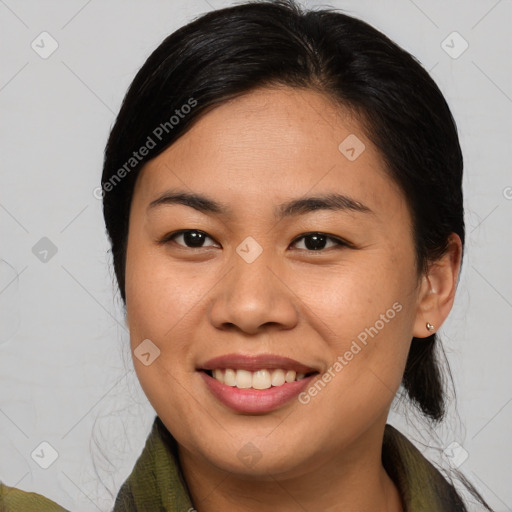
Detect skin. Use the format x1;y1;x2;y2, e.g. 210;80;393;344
124;85;461;511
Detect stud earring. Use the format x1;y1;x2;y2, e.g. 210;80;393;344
426;322;435;332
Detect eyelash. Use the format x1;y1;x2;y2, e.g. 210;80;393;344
158;229;352;252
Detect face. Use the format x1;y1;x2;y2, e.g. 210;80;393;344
124;86;427;477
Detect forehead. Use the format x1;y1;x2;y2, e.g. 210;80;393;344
133;86;406;220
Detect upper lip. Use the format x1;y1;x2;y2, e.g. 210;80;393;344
199;353;318;374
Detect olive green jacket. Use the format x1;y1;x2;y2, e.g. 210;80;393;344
0;417;466;511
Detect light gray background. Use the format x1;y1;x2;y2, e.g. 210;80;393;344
1;0;511;511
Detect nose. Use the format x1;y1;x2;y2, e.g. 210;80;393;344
208;247;299;335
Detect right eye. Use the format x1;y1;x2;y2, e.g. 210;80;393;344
159;229;220;249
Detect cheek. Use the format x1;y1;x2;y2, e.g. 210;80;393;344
125;240;205;343
124;242;205;423
299;248;416;340
301;249;418;399
124;240;195;384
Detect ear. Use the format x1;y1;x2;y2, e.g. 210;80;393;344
413;233;462;338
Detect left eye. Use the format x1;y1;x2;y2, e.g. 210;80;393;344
290;232;346;251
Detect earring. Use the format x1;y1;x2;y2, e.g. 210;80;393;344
426;322;435;332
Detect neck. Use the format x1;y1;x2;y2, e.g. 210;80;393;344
177;423;404;512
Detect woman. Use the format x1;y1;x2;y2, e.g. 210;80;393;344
0;0;493;510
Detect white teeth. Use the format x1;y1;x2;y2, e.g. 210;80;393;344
271;369;285;386
235;369;253;389
285;370;296;383
252;370;271;390
224;368;236;387
210;368;310;389
213;369;224;384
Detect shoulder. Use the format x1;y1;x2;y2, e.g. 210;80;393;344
0;481;69;512
383;424;467;512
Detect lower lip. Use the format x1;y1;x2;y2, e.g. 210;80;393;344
200;371;317;414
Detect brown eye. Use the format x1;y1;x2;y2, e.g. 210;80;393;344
291;232;348;251
162;230;219;249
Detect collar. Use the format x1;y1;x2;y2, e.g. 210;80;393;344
113;416;466;511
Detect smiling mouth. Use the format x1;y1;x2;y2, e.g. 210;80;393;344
202;368;319;390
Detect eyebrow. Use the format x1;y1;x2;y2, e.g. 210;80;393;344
147;189;373;219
